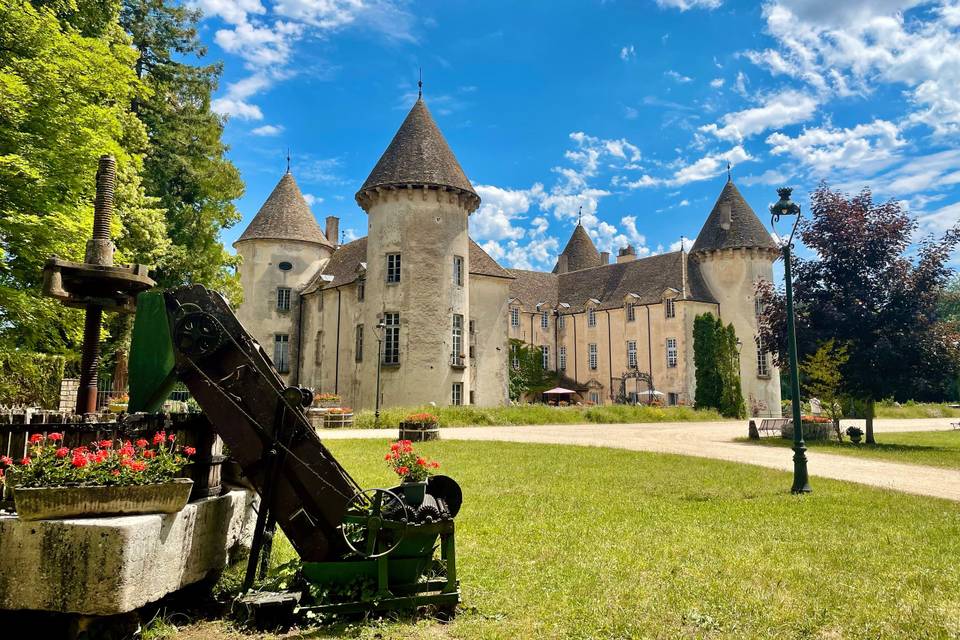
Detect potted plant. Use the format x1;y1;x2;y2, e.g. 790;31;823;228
845;426;864;444
313;392;342;409
385;440;440;506
107;393;129;413
0;431;196;520
398;412;440;442
323;407;354;428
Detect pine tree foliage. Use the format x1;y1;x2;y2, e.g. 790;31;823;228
693;313;745;418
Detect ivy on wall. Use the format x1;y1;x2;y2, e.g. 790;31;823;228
693;313;746;419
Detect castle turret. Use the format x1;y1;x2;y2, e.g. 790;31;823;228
553;222;601;273
234;171;334;381
354;96;479;407
690;177;781;416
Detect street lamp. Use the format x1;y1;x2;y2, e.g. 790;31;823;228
372;320;385;428
770;187;812;494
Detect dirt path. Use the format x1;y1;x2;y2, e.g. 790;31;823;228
321;418;960;501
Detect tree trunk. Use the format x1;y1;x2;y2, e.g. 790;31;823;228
865;398;876;444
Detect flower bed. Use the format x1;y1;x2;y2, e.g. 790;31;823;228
323;407;354;428
313;392;342;408
1;431;196;519
781;416;833;441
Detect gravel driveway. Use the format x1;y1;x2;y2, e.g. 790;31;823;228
321;418;960;501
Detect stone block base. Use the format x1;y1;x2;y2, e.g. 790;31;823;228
0;487;256;615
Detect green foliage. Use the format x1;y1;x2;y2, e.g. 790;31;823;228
507;339;554;401
352;403;724;428
0;0;164;352
121;0;244;304
801;339;850;439
693;313;745;418
0;348;65;407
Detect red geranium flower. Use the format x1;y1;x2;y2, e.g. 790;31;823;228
130;461;147;472
143;450;156;459
48;433;63;442
153;432;165;445
416;457;426;466
111;469;121;476
71;455;87;468
430;461;440;469
396;465;409;475
1;455;12;466
99;440;113;448
168;434;176;443
55;447;69;458
384;453;392;460
29;434;43;444
20;456;30;465
136;439;149;448
183;446;196;456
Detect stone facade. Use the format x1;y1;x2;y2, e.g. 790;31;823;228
235;97;781;416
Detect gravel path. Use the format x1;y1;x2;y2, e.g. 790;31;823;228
321;418;960;501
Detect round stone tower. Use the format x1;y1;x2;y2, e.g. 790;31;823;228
355;96;481;408
234;170;334;381
690;177;782;417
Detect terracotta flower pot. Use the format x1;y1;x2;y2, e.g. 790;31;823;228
12;478;194;521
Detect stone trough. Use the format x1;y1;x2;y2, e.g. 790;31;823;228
0;487;256;616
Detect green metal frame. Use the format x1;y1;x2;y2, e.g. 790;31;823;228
298;520;459;615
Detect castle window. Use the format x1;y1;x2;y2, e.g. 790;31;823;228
587;308;597;327
386;253;401;284
273;334;290;373
559;345;567;371
453;255;464;286
588;343;598;370
589;391;600;405
558;314;565;330
469;319;476;334
357;277;365;302
452;314;464;362
452;382;463;406
276;287;291;312
541;311;549;329
757;335;770;377
627;340;638;369
355;325;363;362
278;261;293;271
665;298;676;319
382;313;400;365
510;307;520;328
542;345;550;370
626;303;636;322
511;343;520;370
666;338;678;368
755;297;765;317
668;392;679;406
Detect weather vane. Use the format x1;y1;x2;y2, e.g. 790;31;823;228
418;67;423;99
727;161;732;181
577;206;582;225
286;148;291;174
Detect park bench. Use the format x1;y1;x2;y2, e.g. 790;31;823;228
951;421;960;430
755;417;790;438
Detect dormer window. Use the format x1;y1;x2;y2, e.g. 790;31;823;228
541;310;549;329
626;302;636;322
665;298;676;319
587;307;597;327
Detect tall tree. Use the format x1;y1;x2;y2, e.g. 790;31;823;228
0;0;165;353
758;184;960;444
693;313;745;418
120;0;244;303
801;339;850;441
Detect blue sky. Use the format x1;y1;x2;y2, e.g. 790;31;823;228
195;0;960;271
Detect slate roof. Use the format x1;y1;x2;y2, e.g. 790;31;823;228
357;98;479;207
690;179;777;253
236;172;332;247
510;251;717;312
553;223;602;273
302;236;512;293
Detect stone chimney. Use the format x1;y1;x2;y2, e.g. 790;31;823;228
600;251;610;265
556;253;569;274
325;216;340;245
617;245;636;263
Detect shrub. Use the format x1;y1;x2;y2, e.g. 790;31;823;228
0;349;66;408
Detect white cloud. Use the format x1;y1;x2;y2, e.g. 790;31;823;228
918;200;960;234
627;146;752;188
655;0;722;10
620;45;636;61
215;20;302;69
853;149;960;196
700;90;818;142
740;168;790;187
710;77;725;88
624;105;639;119
302;193;323;205
679;199;690;207
750;1;960;135
669;237;695;251
766;119;905;176
733;70;749;96
665;70;693;83
211;97;263;120
191;0;265;25
251;124;285;136
298;157;345;184
470;184;542;242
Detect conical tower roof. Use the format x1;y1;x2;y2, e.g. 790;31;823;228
356;98;480;212
236;172;332;247
691;179;777;253
553;223;602;273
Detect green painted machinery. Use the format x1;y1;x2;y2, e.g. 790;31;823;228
128;285;461;617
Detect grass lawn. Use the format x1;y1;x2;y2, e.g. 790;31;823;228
172;440;960;640
874;401;960;419
738;429;960;469
352;403;725;428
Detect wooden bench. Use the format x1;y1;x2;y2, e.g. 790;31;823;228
756;417;790;438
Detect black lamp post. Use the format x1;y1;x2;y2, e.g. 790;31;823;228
372;320;385;428
770;187;812;494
